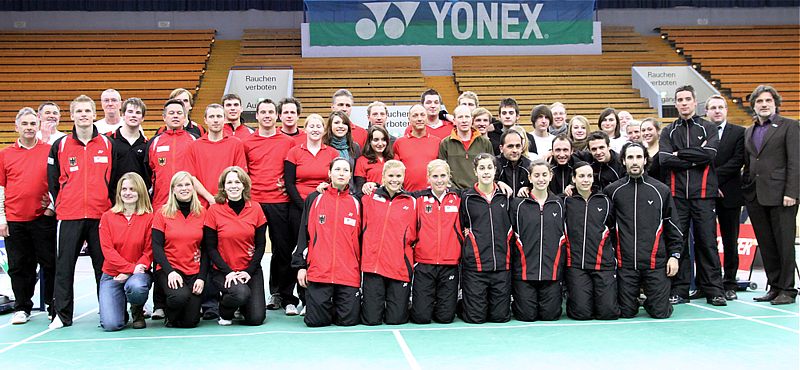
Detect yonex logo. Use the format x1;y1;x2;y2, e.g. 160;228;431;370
356;2;420;40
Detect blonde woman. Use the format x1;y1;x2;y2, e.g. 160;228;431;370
151;171;206;328
98;172;153;331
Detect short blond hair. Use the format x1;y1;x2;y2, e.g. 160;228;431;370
381;159;406;178
458;91;479;106
426;159;451;178
70;95;96;114
471;107;492;121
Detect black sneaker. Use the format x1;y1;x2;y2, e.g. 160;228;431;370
203;311;220;320
669;295;688;304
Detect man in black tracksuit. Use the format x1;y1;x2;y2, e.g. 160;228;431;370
549;136;575;195
495;130;531;195
605;143;683;319
659;85;726;306
564;162;619;320
576;131;624;190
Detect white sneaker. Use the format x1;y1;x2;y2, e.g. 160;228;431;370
151;308;165;320
285;304;299;316
143;303;153;318
218;318;232;326
48;315;64;329
10;311;30;325
300;305;306;316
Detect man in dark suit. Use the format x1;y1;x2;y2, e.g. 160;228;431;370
742;85;799;305
707;95;745;301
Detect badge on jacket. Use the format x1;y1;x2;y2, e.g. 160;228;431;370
425;204;433;214
68;157;77;166
158;157;166;166
319;214;326;224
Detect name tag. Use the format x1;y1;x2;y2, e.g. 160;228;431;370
372;194;386;202
344;217;356;226
156;145;170;153
47;157;54;165
94;156;108;163
69;166;79;172
445;205;458;213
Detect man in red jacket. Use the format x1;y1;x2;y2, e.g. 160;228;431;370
47;95;114;328
1;107;57;325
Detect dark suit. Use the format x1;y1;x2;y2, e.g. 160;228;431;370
743;114;799;295
714;122;745;290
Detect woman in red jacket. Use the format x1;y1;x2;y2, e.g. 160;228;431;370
98;172;153;331
152;171;207;328
292;157;362;327
354;125;393;195
206;166;267;326
360;159;417;325
410;159;463;324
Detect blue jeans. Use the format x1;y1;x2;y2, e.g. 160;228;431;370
98;272;151;331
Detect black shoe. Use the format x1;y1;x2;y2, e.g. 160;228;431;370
266;294;282;310
130;305;146;329
708;296;727;306
754;290;780;302
724;290;738;301
669;295;688;304
770;293;796;305
202;311;220;320
689;290;705;300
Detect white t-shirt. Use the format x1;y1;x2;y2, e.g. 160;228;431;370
609;136;627;154
531;132;555;156
94;118;122;134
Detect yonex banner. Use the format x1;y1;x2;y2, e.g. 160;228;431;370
305;0;595;46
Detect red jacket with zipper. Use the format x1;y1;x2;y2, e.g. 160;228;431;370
414;188;462;265
360;187;417;282
292;187;362;288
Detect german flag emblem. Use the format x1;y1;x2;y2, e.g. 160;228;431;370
158;157;166;166
68;157;77;166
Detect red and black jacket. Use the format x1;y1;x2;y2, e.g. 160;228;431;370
292;186;362;288
144;128;198;207
413;188;462;265
460;184;512;272
510;192;566;281
564;190;615;271
604;175;683;270
658;115;719;199
360;187;417;282
47;127;113;220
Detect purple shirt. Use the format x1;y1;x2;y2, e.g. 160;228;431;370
751;114;775;152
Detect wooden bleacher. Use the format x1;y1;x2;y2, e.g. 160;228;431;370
453;27;689;127
659;25;800;119
234;29;426;122
0;30;215;145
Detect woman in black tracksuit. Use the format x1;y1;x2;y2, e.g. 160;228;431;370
459;153;513;324
509;159;566;321
564;161;619;320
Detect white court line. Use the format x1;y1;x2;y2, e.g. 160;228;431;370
730;299;800;316
687;303;799;334
3;314;797;346
0;277;97;330
0;307;99;354
393;330;422;370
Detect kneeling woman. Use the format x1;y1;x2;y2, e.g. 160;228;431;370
460;153;513;324
152;171;207;328
509;159;566;322
98;172;153;331
292;158;362;327
205;166;267;326
564;161;618;320
360;160;417;325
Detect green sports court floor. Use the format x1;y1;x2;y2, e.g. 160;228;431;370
1;258;798;370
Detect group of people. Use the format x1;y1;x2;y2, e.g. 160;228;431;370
0;83;796;330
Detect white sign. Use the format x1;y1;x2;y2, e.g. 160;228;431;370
224;69;293;111
350;105;412;138
632;66;719;117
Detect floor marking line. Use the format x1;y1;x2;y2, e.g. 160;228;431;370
0;307;98;354
686;303;799;334
392;329;422;370
393;330;422;370
2;314;796;346
0;281;97;330
730;299;800;316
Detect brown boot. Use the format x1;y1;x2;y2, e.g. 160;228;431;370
131;305;146;329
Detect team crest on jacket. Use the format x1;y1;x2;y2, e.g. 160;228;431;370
68;157;77;166
319;214;326;224
158;157;166;166
425;204;432;214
